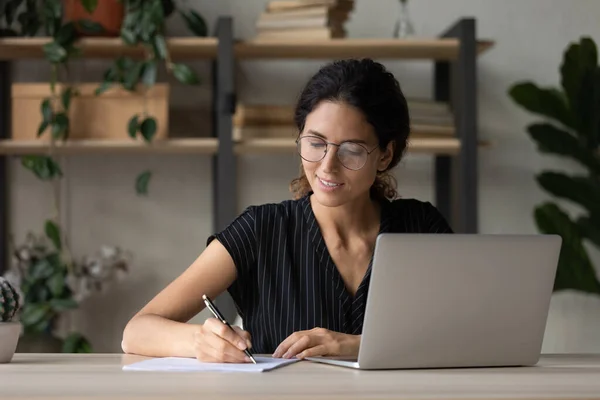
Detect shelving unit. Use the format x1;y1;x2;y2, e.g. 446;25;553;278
0;18;231;279
0;17;493;318
0;138;219;155
222;18;492;241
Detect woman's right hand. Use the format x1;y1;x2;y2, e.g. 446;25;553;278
192;318;253;363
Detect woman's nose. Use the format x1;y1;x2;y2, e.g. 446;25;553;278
320;145;340;172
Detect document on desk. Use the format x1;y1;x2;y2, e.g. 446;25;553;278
123;356;300;372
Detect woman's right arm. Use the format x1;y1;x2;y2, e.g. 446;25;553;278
121;239;251;362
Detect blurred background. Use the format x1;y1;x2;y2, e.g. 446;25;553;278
0;0;598;355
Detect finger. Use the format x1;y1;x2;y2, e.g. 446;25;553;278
273;331;303;358
196;345;246;363
202;329;249;363
204;318;248;350
232;326;252;349
282;335;313;359
296;344;328;359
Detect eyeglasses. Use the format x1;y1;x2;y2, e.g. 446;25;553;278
295;135;379;171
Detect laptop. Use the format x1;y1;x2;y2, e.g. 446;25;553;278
305;233;562;370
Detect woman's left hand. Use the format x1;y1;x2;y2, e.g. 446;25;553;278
272;327;360;359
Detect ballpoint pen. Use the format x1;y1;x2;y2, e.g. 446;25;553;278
202;294;257;364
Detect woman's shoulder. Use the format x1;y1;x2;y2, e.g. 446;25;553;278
384;197;453;233
239;197;307;221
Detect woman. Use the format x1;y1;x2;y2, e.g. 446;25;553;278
121;58;453;363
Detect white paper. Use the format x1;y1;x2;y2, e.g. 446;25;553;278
123;356;300;372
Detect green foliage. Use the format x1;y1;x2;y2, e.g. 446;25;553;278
0;277;21;322
96;0;206;194
9;229;93;352
509;37;600;295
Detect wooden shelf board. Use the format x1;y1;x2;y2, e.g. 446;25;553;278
234;38;494;60
0;37;218;60
0;138;218;155
234;137;464;155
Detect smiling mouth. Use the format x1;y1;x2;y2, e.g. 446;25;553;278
318;177;343;187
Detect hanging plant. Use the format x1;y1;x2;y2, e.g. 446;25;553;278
96;0;207;194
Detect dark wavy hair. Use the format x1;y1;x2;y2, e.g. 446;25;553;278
289;58;410;201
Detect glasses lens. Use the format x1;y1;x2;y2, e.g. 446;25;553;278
338;142;368;170
298;136;327;162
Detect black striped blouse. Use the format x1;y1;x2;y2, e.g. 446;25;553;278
206;192;453;354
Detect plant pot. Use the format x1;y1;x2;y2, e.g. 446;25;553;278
0;322;21;363
11;83;170;141
63;0;124;37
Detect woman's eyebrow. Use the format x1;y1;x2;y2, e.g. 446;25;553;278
305;129;368;144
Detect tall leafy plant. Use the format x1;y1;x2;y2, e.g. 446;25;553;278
509;36;600;295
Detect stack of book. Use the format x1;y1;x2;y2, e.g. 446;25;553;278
233;101;455;141
253;0;355;41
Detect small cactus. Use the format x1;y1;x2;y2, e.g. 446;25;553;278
0;277;21;322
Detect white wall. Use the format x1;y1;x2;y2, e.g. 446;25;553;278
9;0;600;353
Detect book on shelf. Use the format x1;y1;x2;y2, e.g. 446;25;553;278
253;0;354;41
233;102;455;139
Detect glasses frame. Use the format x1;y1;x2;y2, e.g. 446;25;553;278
295;135;379;171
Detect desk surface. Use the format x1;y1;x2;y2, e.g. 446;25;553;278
1;353;599;400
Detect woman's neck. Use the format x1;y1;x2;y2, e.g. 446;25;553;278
310;193;381;243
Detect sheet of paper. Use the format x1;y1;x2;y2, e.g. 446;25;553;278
123;356;300;372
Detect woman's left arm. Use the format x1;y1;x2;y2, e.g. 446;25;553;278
273;328;360;359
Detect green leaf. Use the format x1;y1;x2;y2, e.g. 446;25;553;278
21;155;63;180
161;0;175;17
577;215;600;248
508;83;575;131
47;273;65;297
20;304;51;327
172;63;200;85
61;87;73;110
560;37;600;144
536;172;600;216
44;219;62;250
62;332;92;353
561;37;597;110
527;123;600;175
153;34;167;59
140;117;157;142
179;9;208;37
79;0;98;14
52;112;69;139
120;28;137;46
41;98;53;123
123;61;144;91
55;22;76;47
127;115;139;139
29;259;54;280
49;298;78;311
534;202;600;294
77;18;103;34
37;120;49;137
141;60;157;87
95;81;112;96
42;41;67;63
4;0;21;26
135;170;152;195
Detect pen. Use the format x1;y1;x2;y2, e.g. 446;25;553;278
202;294;257;364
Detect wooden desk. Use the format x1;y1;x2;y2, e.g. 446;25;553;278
0;353;599;400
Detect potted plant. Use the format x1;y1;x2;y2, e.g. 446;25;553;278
3;231;131;353
508;36;600;296
0;277;22;363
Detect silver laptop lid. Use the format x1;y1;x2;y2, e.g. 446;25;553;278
358;234;561;369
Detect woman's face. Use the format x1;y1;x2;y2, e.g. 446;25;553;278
299;100;394;208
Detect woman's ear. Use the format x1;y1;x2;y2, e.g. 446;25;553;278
377;141;395;172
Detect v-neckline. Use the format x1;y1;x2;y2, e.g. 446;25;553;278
301;193;392;302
